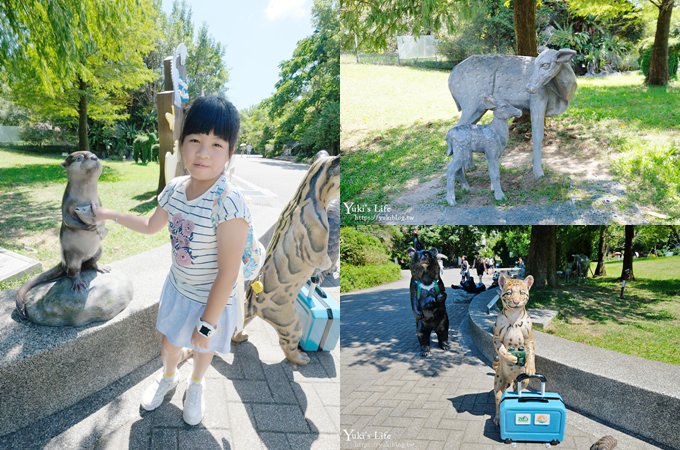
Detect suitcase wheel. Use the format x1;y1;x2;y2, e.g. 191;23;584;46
504;438;512;444
550;440;560;446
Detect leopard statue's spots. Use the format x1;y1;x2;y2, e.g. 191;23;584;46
232;151;339;365
492;274;536;426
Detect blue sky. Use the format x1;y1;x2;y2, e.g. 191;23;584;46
161;0;314;110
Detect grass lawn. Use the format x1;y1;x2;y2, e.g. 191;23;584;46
529;255;680;365
0;147;168;289
341;63;680;220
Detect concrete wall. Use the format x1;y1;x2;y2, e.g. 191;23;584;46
0;245;171;436
469;290;680;450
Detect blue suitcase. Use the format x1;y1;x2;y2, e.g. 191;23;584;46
500;374;566;445
296;278;340;352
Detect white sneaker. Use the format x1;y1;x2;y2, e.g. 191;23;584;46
183;378;205;425
141;372;179;411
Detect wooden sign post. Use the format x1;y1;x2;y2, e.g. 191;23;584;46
156;43;189;193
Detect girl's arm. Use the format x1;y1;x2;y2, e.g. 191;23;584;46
192;217;248;349
92;203;168;235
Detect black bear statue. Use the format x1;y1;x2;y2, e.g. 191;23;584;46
408;247;450;357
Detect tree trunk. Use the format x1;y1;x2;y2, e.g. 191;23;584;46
512;0;538;133
646;0;675;86
594;225;607;277
620;225;636;281
514;0;538;57
527;225;557;288
78;77;88;151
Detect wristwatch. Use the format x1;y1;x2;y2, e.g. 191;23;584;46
196;319;216;338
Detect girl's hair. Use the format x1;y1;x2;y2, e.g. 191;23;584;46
180;96;240;157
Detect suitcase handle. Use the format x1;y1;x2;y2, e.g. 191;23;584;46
516;374;546;397
516;374;546;384
306;278;328;299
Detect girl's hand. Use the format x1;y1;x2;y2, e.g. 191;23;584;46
191;329;211;350
91;202;116;222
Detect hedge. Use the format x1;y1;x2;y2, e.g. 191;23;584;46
340;262;401;292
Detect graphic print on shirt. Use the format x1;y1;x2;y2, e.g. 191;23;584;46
170;212;196;266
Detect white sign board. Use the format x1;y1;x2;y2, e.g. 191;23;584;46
396;35;439;60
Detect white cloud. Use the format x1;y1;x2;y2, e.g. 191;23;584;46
265;0;306;21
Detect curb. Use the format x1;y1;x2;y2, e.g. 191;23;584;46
468;289;680;450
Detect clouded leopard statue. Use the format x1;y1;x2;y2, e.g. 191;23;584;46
492;274;536;425
233;151;340;365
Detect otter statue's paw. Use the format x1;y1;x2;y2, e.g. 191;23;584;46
285;349;311;366
71;275;87;292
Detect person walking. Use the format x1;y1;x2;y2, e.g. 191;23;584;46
475;256;486;284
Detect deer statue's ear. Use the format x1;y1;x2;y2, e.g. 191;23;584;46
555;48;577;63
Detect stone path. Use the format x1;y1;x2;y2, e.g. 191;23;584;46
340;271;663;449
0;283;340;450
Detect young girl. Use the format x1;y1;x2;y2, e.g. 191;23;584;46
93;96;258;426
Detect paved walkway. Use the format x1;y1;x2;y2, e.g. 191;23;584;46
341;270;662;449
0;282;340;450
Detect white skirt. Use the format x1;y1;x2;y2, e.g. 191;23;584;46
156;276;237;354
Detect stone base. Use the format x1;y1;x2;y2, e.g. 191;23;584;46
25;270;133;326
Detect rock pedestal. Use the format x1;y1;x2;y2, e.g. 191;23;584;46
24;270;133;326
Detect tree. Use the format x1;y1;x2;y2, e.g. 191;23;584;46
594;225;607;277
620;225;636;281
527;225;557;288
127;0;229;133
187;24;228;98
570;0;677;85
646;0;676;85
341;0;456;52
514;0;538;56
268;0;340;156
2;0;159;150
240;103;279;155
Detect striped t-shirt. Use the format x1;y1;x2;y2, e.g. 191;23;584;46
157;173;252;303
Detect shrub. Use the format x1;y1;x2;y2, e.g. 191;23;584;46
151;143;160;162
133;132;158;164
639;38;680;80
20;122;61;146
340;262;401;292
340;227;392;266
89;122;132;159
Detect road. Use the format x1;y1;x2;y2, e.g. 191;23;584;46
341;269;660;449
229;155;310;236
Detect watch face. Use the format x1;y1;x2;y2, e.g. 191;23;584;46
199;325;211;336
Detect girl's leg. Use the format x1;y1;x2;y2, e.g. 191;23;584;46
141;337;182;411
162;336;183;376
190;350;215;381
183;350;214;426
